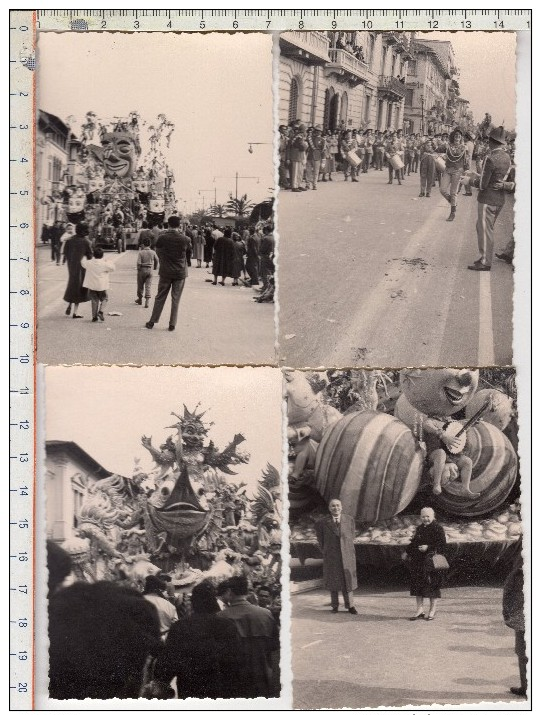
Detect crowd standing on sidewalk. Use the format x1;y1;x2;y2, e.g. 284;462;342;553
41;214;275;327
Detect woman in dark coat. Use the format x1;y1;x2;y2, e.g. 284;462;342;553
405;507;447;621
203;226;214;267
212;226;235;286
62;222;93;318
154;580;242;699
230;232;246;286
245;227;261;286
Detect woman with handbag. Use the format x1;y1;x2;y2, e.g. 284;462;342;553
404;507;448;621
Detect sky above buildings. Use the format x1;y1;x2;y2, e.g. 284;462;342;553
44;366;283;495
37;30;519;212
37;32;274;213
416;31;517;128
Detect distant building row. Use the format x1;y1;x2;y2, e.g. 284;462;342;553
279;31;474;135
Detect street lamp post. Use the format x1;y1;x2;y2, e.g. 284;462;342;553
213;172;259;203
198;188;217;210
247;142;272;154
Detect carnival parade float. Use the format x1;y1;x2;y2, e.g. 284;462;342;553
288;368;522;580
62;405;282;596
47;110;178;247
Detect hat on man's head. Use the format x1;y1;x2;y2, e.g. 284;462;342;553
314;125;323;132
489;125;507;144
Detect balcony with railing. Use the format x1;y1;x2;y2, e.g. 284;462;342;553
377;75;407;100
325;48;371;85
280;31;330;64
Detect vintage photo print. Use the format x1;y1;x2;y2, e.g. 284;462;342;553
36;32;275;366
37;366;285;705
286;368;526;708
277;32;516;368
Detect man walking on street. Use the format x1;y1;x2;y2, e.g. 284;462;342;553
145;215;191;332
315;498;358;614
467;126;512;271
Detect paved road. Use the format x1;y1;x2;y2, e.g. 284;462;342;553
277;170;514;368
292;586;526;709
37;248;275;365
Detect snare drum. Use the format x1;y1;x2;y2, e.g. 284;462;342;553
389;154;404;171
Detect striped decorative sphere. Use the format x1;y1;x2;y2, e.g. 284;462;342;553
288;483;321;512
464;389;514;431
432;421;517;517
314;411;424;523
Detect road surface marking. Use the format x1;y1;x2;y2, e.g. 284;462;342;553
478;271;495;364
328;204;443;366
301;639;323;649
423;196;478;365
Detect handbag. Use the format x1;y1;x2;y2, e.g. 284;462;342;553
426;553;449;572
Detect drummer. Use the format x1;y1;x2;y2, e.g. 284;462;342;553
384;133;403;186
395;128;406;180
340;130;359;182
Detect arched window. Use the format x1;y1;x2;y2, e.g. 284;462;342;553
288;77;300;123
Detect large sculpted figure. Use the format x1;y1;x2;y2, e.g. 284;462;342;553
396;369;481;497
100;130;140;179
76;405;250;579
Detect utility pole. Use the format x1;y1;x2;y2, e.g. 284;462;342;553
198;188;217;210
213;173;259;204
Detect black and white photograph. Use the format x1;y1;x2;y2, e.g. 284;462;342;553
12;12;530;712
36;32;275;365
286;367;525;708
40;366;283;704
277;32;516;367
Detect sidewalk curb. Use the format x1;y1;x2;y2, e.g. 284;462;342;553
291;578;324;594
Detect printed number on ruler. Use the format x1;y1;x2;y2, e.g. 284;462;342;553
34;9;531;32
9;10;35;711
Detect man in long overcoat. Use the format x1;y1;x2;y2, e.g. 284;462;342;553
315;499;358;614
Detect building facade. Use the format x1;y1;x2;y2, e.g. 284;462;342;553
279;31;413;133
36;110;71;233
403;39;462;135
45;441;111;544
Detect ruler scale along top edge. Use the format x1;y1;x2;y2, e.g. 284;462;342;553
34;9;531;31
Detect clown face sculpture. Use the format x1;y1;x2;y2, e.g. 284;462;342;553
67;187;86;214
101;132;138;179
88;176;105;193
400;368;479;417
133;178;149;193
149;194;165;213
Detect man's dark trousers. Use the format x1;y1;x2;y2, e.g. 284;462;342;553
149;277;186;327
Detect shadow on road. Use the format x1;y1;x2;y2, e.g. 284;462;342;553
293;679;519;709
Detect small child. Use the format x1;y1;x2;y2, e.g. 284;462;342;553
136;237;159;308
81;247;115;322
